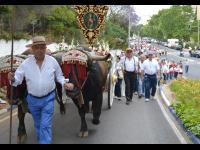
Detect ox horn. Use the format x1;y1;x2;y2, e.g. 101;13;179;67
90;54;111;61
76;48;111;61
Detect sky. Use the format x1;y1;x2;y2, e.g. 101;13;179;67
133;5;171;25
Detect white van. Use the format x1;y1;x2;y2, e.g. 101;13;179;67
167;39;180;49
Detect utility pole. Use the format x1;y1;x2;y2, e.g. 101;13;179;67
197;5;200;47
32;20;36;37
138;31;140;50
128;6;131;48
198;20;199;47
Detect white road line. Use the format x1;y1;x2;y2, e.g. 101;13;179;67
156;95;188;144
0;112;17;123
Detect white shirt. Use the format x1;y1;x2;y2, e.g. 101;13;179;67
120;56;138;72
12;55;66;97
141;59;160;75
138;61;144;73
162;64;169;74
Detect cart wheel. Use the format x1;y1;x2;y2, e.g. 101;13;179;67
108;71;115;109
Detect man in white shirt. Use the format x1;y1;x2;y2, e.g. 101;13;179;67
141;51;160;102
8;36;74;144
119;48;138;105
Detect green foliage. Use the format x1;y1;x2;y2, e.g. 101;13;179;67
0;5;137;48
99;19;127;49
170;80;200;138
140;5;194;42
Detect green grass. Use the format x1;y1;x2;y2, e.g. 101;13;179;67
170;79;200;138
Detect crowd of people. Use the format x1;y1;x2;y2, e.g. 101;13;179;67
114;42;189;104
114;47;160;104
159;59;187;84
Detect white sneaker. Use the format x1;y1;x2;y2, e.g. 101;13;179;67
145;99;150;102
114;96;119;99
151;96;156;101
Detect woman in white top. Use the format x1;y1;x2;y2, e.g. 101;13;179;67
161;61;169;84
114;55;123;100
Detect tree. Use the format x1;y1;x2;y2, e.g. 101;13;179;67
101;5;140;49
140;5;194;42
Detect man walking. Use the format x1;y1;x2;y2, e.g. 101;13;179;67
185;59;189;75
141;51;160;102
8;36;74;144
120;48;138;105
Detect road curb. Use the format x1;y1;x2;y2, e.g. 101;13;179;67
159;85;200;144
0;105;17;116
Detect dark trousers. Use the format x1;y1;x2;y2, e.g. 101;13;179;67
133;74;139;93
144;74;157;99
124;72;136;101
163;73;167;81
169;72;174;80
185;65;189;74
115;79;122;97
174;72;178;79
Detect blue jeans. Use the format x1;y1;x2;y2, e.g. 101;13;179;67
26;91;55;144
169;72;174;80
144;74;157;99
138;76;145;96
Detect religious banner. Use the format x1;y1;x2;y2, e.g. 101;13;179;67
74;5;109;46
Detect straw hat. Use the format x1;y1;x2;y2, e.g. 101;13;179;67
31;36;46;46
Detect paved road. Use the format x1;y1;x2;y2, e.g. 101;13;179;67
0;92;182;144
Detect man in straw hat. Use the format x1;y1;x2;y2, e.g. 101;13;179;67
8;36;74;144
141;51;160;102
119;48;138;105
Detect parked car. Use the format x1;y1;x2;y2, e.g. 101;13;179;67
190;50;200;58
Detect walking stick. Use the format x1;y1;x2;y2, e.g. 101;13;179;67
9;6;16;144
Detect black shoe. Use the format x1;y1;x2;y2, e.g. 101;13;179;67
117;97;122;101
138;95;142;99
126;101;130;105
92;119;100;125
